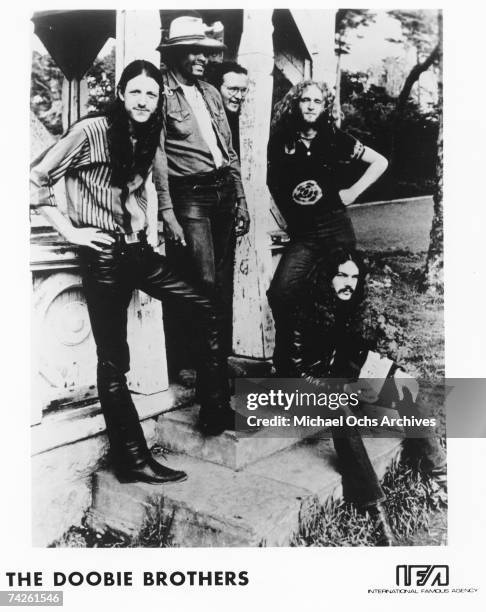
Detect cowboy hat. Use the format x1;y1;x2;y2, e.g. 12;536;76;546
158;15;225;50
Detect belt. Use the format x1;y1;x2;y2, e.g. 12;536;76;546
113;230;147;246
169;166;231;189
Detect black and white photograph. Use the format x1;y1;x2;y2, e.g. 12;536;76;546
1;1;485;609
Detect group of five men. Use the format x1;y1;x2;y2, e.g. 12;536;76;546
31;15;444;545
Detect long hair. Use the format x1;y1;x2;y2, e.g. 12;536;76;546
105;60;164;187
302;248;375;343
270;80;335;144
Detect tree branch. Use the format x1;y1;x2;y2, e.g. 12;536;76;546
396;44;439;114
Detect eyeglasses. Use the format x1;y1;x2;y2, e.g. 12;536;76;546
223;86;248;97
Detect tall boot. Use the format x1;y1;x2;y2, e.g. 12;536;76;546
98;363;187;485
114;439;187;485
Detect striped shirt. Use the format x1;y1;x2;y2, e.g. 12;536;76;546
30;116;148;233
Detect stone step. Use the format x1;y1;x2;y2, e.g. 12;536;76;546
87;436;402;547
154;405;327;471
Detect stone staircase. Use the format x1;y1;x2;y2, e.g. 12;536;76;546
86;403;402;547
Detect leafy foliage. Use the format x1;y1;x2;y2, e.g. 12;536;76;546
335;9;376;56
31;51;64;135
30;46;116;136
388;9;439;60
85;47;116;115
339;69;439;200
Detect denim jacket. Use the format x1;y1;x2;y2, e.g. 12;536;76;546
153;71;246;211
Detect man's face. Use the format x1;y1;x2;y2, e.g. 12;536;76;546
119;73;160;124
220;71;249;114
332;260;360;301
174;47;209;80
298;84;325;125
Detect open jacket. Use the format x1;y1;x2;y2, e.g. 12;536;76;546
152;71;245;212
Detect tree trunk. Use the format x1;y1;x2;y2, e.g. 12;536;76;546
396;44;439;116
334;50;342;127
421;13;443;293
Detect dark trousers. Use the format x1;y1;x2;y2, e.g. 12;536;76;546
164;172;236;373
328;377;445;507
268;211;356;376
79;241;229;466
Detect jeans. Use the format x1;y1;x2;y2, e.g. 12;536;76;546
79;239;229;466
268;210;356;376
164;170;237;373
327;374;445;507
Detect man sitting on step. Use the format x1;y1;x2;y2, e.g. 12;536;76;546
286;248;447;546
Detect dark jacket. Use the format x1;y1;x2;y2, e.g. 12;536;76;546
289;293;379;384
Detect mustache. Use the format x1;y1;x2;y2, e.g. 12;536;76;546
338;286;354;294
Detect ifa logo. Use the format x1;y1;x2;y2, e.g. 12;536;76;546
396;565;449;587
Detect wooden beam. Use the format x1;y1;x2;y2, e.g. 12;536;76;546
61;77;88;130
233;10;275;359
115;10;161;81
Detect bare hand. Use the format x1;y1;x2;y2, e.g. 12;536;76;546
161;210;186;246
338;188;358;206
65;227;115;252
146;227;160;249
344;380;379;404
235;203;250;237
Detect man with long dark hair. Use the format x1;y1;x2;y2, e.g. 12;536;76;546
153;17;249;433
267;80;388;376
288;248;447;545
30;60;231;484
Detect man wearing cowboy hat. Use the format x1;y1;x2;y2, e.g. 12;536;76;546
153;14;250;436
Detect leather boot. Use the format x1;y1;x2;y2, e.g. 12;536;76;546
115;440;187;485
366;502;394;546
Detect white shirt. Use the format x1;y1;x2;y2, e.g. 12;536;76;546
180;82;223;168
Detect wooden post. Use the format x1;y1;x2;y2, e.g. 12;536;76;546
115;10;161;80
233;10;275;359
61;77;89;131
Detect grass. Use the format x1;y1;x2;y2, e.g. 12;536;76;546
50;497;177;548
292;457;447;547
365;250;444;380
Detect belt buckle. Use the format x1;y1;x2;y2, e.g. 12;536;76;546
124;232;140;244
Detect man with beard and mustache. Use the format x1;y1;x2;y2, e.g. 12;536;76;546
153;17;250;434
288;248;447;546
30;60;232;484
267;80;388;377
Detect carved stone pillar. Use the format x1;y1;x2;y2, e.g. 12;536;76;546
233;10;275;359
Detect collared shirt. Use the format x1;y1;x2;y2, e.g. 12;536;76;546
179;81;223;168
153;71;245;211
30;116;149;233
